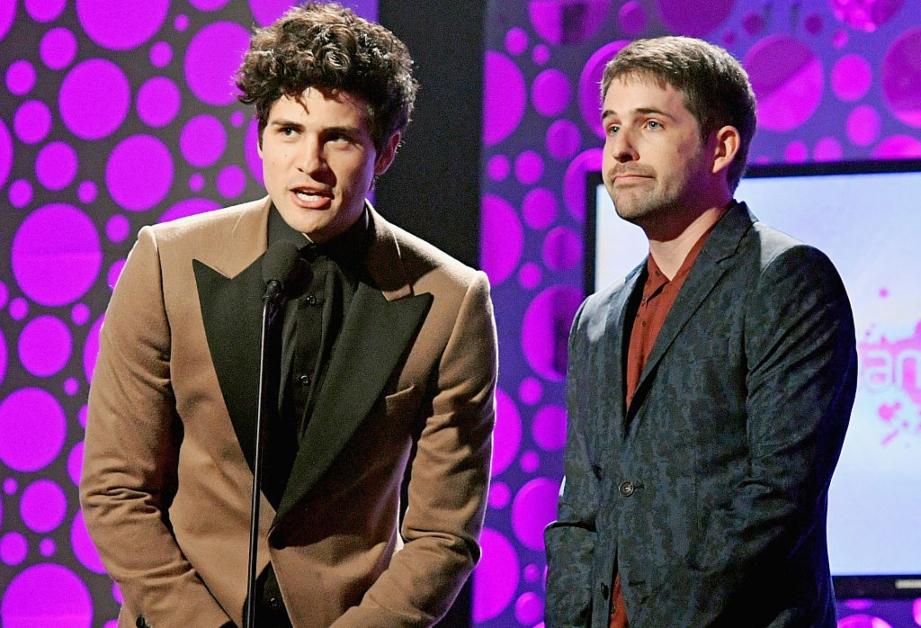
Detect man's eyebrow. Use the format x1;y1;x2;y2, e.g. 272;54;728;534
601;106;677;121
267;118;303;128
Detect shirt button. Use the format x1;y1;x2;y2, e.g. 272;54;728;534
305;294;318;305
619;481;635;497
298;374;310;386
600;582;610;599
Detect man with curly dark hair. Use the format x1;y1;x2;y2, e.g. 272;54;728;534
80;4;497;627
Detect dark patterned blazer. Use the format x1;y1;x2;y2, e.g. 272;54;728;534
545;202;858;627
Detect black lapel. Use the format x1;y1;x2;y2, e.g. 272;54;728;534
275;282;433;522
608;264;645;439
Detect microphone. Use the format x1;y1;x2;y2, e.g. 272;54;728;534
261;240;308;306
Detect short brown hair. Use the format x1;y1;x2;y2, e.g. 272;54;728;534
236;2;418;152
601;36;757;192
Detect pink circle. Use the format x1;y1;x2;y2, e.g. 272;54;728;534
67;442;84;486
505;27;528;55
493;388;522;477
3;479;17;494
488;481;511;509
25;0;66;22
784;140;809;163
184;21;251;106
618;1;647;36
20;479;67;533
511;477;560;550
655;0;734;36
515;150;544;185
77;181;97;204
217;165;247;198
518;263;542;290
833;29;849;49
180;114;227;167
40;27;78;70
0;1;15;41
189;0;230;10
515;592;544;625
832;54;872;101
847;105;881;146
546;119;582;161
523;564;541;583
529;0;612;45
248;0;303;26
107;259;126;288
9;180;32;208
484;51;527;146
813;137;843;162
244;116;264;185
744;35;824;132
137;76;181;128
78;405;89;428
913;599;921;625
472;529;520;622
0;117;12;189
873;135;921;159
174;13;190;31
579;41;630;139
71;303;90;325
71;510;106;573
150;41;172;67
6;60;36;95
12;204;102;306
64;378;78;395
836;615;893;628
522;188;558;230
0;388;66;472
158;197;220;224
59;59;130;139
522;286;584;381
563;148;602;221
831;0;903;32
39;539;56;556
532;69;571;117
1;563;93;625
77;0;168;49
532;44;551;65
9;298;28;320
230;110;245;127
105;214;130;242
882;27;921;128
188;173;206;192
520;450;540;472
36;141;78;190
18;315;72;377
542;226;583;272
0;328;5;386
487;154;510;181
0;532;27;566
533;404;567;451
13;100;52;144
106;134;174;211
519;377;543;405
481;194;524;286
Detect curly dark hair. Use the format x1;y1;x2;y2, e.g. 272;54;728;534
601;37;757;192
236;2;418;152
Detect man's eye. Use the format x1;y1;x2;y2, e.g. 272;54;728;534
646;120;662;130
606;125;620;135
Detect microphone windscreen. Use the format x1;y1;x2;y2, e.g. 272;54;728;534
262;241;301;288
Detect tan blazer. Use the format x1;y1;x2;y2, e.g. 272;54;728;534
79;198;497;627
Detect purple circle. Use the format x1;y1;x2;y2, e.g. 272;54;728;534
78;405;89;428
0;117;12;189
532;44;551;65
882;27;921;128
180;114;228;167
40;27;78;70
25;0;66;22
837;616;893;628
618;1;647;36
174;13;189;31
579;41;631;139
532;69;571;117
4;479;17;494
831;0;904;32
217;164;247;198
189;173;206;192
546;119;582;161
873;135;921;159
484;51;526;145
522;286;584;381
523;564;541;583
105;215;130;242
848;105;881;147
13;100;51;144
158;197;220;223
0;533;27;566
804;14;823;35
472;529;520;622
77;0;168;49
184;22;251;106
656;0;734;37
0;282;6;308
6;60;36;95
0;1;15;41
0;388;66;472
515;592;544;625
744;36;824;132
542;227;583;271
487;154;510;181
832;54;872;102
563;148;602;221
519;377;543;405
742;12;765;36
190;0;230;10
523;188;557;230
230;110;245;127
533;404;567;451
833;29;849;49
39;539;56;556
150;41;172;67
488;481;511;509
106;134;174;211
67;442;84;486
505;27;528;55
511;477;560;550
71;303;90;325
137;76;181;128
520;450;540;473
64;378;78;395
9;180;32;208
59;59;130;139
107;259;126;288
12;204;102;306
36;141;78;190
1;563;93;626
481;194;524;286
113;582;123;604
0;328;5;385
9;298;29;320
784;140;809;163
515;150;544;185
20;479;67;533
518;263;542;290
77;180;97;204
71;510;106;573
244;116;264;185
493;387;522;477
529;0;612;45
18;315;72;377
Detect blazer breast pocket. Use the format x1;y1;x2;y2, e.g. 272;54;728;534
384;384;421;420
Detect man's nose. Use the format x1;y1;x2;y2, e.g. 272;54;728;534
297;138;325;174
608;129;638;162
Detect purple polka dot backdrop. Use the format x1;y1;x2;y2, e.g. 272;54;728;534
478;0;921;625
0;0;378;624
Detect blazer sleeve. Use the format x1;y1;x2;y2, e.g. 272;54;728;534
79;227;232;627
332;271;498;627
544;301;600;627
654;244;857;623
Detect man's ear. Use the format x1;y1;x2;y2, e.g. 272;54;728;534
374;132;401;176
711;125;740;176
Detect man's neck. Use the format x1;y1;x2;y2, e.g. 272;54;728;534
647;202;731;279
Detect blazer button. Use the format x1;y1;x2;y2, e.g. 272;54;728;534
135;617;150;628
298;374;311;386
619;481;635;497
600;582;610;599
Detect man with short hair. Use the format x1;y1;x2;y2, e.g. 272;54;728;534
80;4;497;626
545;36;856;627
